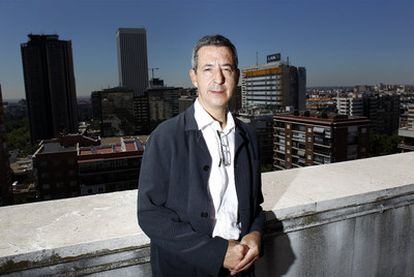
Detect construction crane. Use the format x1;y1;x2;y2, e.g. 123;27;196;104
148;67;159;80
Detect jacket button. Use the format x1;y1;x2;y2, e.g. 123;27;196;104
200;212;208;218
203;165;210;171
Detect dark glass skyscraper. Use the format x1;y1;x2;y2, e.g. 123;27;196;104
116;28;149;96
21;34;78;143
0;84;13;206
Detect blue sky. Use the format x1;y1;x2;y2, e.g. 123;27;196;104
0;0;413;99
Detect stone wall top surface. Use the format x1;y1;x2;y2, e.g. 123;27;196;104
1;152;414;260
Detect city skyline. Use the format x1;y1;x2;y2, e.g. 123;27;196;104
1;0;413;100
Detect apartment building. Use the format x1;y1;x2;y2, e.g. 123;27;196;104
398;104;414;152
32;135;144;201
274;113;370;170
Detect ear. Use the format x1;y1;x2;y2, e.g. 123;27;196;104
189;69;198;88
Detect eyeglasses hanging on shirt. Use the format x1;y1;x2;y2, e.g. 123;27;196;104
216;130;231;167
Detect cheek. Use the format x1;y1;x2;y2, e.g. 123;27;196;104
225;78;236;87
200;77;214;88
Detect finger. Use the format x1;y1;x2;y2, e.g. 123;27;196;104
238;256;258;272
234;244;249;260
232;249;256;272
239;243;250;256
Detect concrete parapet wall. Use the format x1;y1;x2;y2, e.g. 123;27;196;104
1;152;414;276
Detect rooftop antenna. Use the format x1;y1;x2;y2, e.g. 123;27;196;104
256;51;259;67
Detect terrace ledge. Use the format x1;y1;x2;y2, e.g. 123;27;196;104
1;152;414;276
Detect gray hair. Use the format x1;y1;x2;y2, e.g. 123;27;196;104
191;34;238;71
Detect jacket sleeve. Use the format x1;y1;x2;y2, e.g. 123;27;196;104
137;129;228;276
245;126;266;256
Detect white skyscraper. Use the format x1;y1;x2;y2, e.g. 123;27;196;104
116;28;149;96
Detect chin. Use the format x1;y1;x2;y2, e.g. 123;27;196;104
211;99;229;108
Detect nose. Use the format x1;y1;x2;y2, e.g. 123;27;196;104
213;68;225;85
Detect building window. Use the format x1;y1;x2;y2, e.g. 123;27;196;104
307;127;312;133
286;124;291;129
286;141;290;146
307;136;312;142
307;155;312;160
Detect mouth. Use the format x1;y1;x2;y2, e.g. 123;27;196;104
209;90;225;94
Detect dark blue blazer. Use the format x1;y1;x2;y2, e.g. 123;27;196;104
138;104;265;277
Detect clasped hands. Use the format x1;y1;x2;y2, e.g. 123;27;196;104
223;231;261;275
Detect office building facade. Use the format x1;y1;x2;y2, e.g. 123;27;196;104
21;34;78;143
147;86;180;131
116;28;149;96
91;87;135;137
241;55;306;112
297;67;307;111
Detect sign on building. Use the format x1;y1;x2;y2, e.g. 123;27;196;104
267;53;281;63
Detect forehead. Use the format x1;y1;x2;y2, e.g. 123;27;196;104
197;46;235;66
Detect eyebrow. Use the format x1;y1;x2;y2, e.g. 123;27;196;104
201;63;234;68
220;63;234;68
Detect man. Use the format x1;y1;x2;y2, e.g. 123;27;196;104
138;34;264;277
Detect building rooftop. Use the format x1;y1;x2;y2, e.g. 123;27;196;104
36;142;76;155
10;158;32;175
275;112;370;125
399;127;414;138
1;152;413;275
78;137;144;157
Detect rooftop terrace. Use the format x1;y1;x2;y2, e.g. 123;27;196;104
1;152;413;276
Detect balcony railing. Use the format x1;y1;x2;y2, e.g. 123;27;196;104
1;152;414;276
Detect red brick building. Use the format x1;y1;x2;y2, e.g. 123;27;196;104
274;113;370;170
33;135;144;201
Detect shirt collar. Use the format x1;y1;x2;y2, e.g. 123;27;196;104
194;98;235;134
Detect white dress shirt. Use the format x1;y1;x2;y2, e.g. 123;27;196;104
193;98;241;240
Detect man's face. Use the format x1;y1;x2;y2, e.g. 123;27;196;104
189;46;239;112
